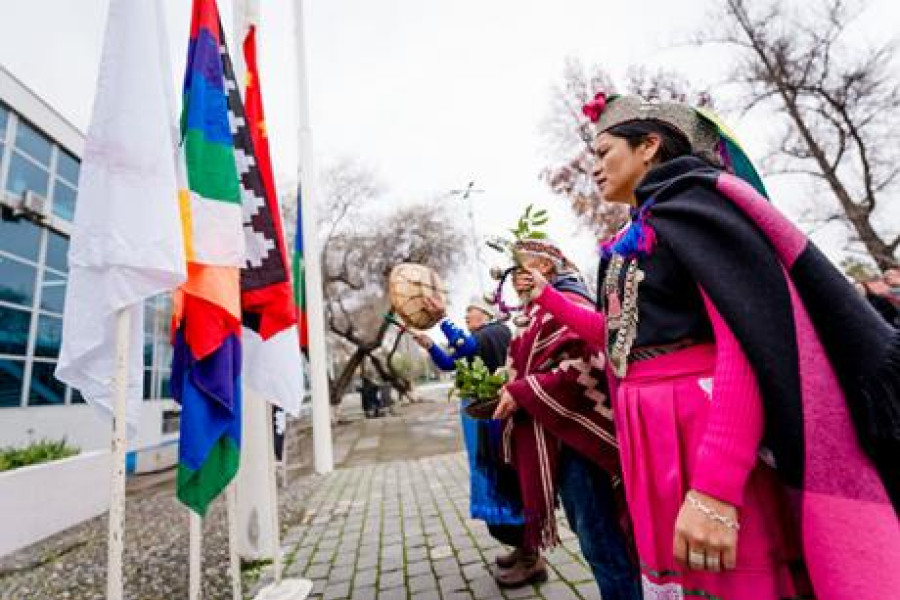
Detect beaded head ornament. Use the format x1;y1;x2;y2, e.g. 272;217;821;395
582;92;769;198
485;206;574;324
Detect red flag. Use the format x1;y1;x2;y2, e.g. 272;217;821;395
238;24;296;339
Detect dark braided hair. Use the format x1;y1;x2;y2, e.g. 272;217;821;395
605;120;693;164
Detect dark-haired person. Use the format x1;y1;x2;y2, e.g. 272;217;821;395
519;93;900;599
492;238;639;599
413;297;537;586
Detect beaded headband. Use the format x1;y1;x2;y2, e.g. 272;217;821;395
512;239;574;271
583;93;722;165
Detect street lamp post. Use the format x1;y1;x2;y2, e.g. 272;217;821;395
450;181;486;292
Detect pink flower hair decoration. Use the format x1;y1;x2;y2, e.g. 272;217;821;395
581;91;607;123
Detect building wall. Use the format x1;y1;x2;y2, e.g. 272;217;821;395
0;66;176;467
0;450;111;557
0;400;180;456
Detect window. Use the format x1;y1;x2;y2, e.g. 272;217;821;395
144;301;156;365
6;151;50;198
0;305;31;356
0;358;24;408
162;409;180;434
34;314;63;358
143;368;154;400
0;103;8;139
28;361;65;406
159;369;172;399
156;343;173;374
143;294;175;400
14;118;51;166
0;206;42;261
39;270;66;313
56;149;79;186
70;387;85;404
0;103;8;160
0;255;37;307
0;107;101;410
46;232;69;272
52;180;76;221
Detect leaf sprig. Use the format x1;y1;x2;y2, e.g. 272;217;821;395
485;204;551;263
508;204;549;240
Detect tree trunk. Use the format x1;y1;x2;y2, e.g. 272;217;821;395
327;315;407;405
369;353;413;403
329;349;366;406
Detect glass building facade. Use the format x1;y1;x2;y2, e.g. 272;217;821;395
0;100;173;410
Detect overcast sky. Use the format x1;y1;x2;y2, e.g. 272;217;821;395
1;0;897;323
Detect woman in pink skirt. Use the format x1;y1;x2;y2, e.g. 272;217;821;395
518;93;900;599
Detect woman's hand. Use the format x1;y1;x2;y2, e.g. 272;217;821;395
492;388;518;419
673;490;739;573
512;267;549;299
412;333;434;350
422;295;447;318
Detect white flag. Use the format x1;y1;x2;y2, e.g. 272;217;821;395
243;326;306;416
56;0;186;430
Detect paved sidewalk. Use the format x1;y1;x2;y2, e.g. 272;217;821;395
250;424;599;600
0;388;601;600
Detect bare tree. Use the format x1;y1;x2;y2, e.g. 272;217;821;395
541;57;615;160
316;163;468;403
699;0;900;270
624;66;715;108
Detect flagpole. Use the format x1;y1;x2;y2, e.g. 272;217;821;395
293;0;333;475
190;512;203;600
106;308;131;600
227;485;242;600
230;2;312;599
266;404;284;583
232;0;282;570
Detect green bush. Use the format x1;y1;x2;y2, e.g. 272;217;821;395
0;439;80;472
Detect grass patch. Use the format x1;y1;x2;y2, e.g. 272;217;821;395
0;439;80;472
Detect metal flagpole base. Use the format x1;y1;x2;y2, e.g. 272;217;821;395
251;578;313;600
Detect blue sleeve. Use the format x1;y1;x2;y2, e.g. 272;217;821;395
425;319;480;371
440;319;479;359
427;344;458;371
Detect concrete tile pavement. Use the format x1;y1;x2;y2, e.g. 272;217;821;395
250;397;599;600
0;386;600;600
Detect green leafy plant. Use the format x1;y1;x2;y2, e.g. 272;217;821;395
0;439;80;472
508;204;549;240
450;356;507;405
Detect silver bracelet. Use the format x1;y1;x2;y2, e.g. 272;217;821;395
687;492;740;531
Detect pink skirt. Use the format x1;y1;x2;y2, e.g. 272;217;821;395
614;345;804;600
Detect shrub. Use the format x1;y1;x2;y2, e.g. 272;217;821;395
0;439;80;472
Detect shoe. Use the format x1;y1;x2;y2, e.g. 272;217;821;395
495;547;520;570
495;554;548;588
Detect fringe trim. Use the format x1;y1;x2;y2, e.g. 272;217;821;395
523;508;560;551
856;331;900;512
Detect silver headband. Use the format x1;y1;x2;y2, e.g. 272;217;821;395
592;95;721;163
